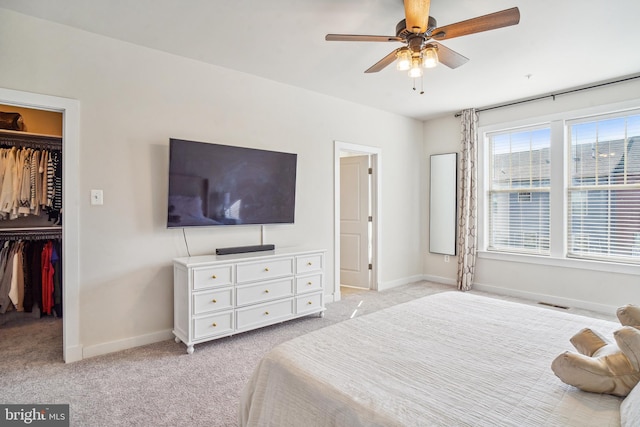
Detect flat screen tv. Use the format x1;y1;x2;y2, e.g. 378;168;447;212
167;138;297;228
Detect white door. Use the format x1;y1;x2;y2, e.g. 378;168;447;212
340;155;370;288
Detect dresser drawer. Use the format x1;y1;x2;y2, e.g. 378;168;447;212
193;265;233;290
236;278;294;307
193;288;233;315
296;253;324;274
296;292;323;315
193;311;234;339
295;273;323;294
236;299;294;331
236;257;294;284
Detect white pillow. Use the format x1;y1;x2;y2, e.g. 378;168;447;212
621;383;640;427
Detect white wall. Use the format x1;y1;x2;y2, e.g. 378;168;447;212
0;8;424;357
424;78;640;313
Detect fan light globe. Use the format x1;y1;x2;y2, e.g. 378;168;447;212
396;49;411;71
423;47;438;68
408;58;423;78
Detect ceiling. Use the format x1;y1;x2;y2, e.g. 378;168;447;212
1;0;639;121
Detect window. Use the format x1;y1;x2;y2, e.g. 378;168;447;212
487;127;551;254
567;111;640;263
483;107;640;265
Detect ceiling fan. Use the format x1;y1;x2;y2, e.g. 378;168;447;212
325;1;520;80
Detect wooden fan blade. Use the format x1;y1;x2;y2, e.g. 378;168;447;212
365;49;400;73
326;34;403;42
430;42;468;69
404;0;431;34
432;7;520;40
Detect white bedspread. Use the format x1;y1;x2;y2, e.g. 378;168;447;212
239;291;622;426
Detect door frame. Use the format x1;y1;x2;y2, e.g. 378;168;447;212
334;141;381;301
0;87;81;363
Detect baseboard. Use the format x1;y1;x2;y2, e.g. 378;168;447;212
472;282;618;315
421;274;456;286
82;329;174;359
378;275;426;291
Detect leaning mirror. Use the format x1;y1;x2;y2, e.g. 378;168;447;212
429;153;457;255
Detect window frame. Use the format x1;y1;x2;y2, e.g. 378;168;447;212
477;99;640;276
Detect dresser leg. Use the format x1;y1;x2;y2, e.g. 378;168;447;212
187;345;195;355
319;311;325;318
174;336;181;343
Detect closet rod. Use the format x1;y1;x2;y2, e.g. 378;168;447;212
0;132;62;150
454;74;640;118
0;229;62;241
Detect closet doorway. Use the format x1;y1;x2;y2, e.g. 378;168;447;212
0;87;80;363
334;141;381;301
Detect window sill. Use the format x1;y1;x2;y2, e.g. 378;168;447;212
477;250;640;276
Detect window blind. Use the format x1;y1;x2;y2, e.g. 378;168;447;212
568;111;640;263
487;127;551;254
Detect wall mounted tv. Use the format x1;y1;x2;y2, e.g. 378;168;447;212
167;138;297;228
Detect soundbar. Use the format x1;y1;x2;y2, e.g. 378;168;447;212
216;244;275;256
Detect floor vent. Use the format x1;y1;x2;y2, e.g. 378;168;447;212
538;301;569;310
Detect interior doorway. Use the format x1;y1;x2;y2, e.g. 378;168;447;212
0;87;81;362
334;141;381;301
340;154;371;290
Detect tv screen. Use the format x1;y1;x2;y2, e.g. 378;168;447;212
167;138;297;228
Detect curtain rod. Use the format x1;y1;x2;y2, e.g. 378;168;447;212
454;74;640;118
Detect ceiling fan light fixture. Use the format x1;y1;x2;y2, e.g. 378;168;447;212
422;46;438;68
396;49;411;71
408;57;423;78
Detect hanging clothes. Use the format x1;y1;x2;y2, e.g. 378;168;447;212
0;135;63;322
0;147;61;221
0;242;13;314
0;239;61;316
23;240;44;313
8;241;25;311
52;240;62;316
41;240;54;316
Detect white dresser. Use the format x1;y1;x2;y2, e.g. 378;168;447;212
173;249;325;354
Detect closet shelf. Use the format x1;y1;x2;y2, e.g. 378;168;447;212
0;129;62;150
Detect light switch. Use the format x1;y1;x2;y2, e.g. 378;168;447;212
91;189;104;205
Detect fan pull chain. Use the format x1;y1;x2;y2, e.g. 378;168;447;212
412;77;425;95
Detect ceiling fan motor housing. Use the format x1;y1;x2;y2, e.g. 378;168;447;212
396;16;437;38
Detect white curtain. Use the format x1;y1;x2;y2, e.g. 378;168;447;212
457;109;478;291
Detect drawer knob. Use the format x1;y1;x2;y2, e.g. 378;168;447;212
307;281;312;285
211;275;217;279
265;289;269;293
307;262;312;266
212;299;217;303
264;311;269;315
307;301;313;305
212;322;217;327
264;267;269;272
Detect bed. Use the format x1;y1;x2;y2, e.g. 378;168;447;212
239;291;628;426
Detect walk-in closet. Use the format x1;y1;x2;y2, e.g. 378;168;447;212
0;104;63;354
